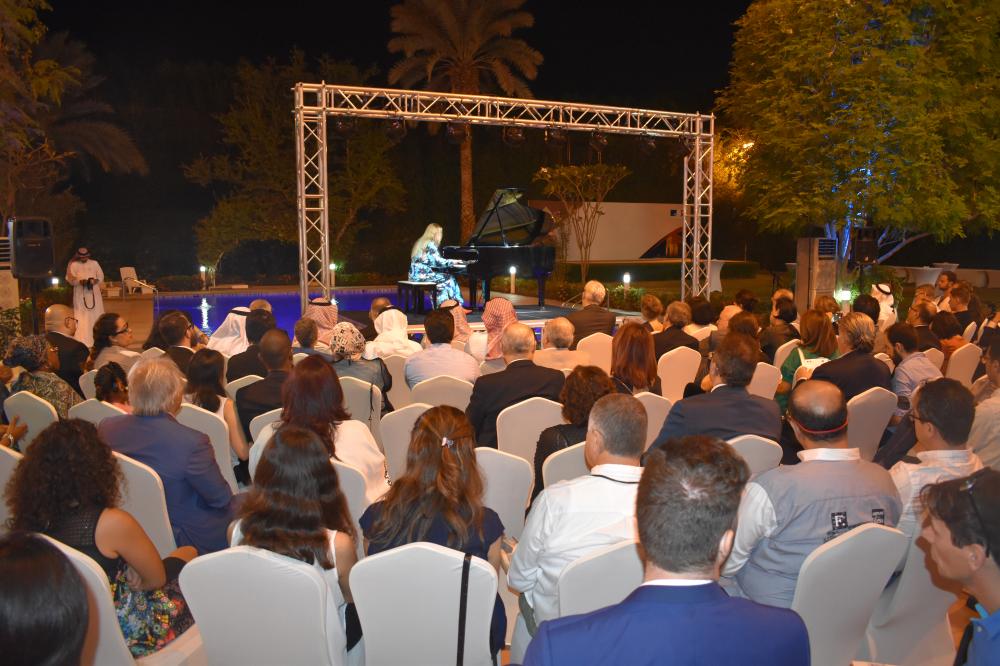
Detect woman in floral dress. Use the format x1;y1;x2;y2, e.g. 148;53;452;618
409;223;465;306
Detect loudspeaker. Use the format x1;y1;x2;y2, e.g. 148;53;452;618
853;227;879;265
10;217;54;279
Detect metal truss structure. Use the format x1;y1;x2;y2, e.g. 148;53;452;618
294;84;714;308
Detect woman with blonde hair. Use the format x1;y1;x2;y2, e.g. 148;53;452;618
408;223;465;306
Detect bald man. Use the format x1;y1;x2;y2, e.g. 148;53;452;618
534;317;591;371
721;380;901;608
361;296;392;341
44;303;89;396
234;329;292;441
466;323;564;448
566;280;616;349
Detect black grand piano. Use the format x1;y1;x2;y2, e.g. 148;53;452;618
441;188;556;309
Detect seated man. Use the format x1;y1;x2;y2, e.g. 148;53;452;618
403;309;479;388
226;308;276;382
652;300;700;360
466;323;564;449
648;333;782;451
808;311;892;401
248;298;272;312
534;317;590;371
886;322;942;421
722;380;901;608
935;270;956;312
292;318;332;360
44;304;88;396
907;299;942;351
510;394;646;633
968;336;1000;469
235;329;291;441
949;282;975;332
360;296;392;342
525;435;810;666
889;377;981;542
159;311;200;374
566;280;616;349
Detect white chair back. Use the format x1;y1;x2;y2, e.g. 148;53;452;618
790;523;907;666
292;352;309;365
496;397;564;470
351;543;497;666
541;442;588;489
945;343;981;388
225;374;262;402
3;391;58;450
340;376;384;447
924;347;945;370
633;391;671;451
113;452;177;558
846;386;898;461
746;362;782;400
476;447;533;540
962;321;978;342
773;338;802;371
382;354;413;409
726;435;783;477
181;546;341;666
139;346;165;360
248;406;282;442
558;540;643;617
176;403;239;493
874;352;895;373
410;375;475;411
68;399;126;426
0;446;22;534
690;326;713;342
656;346;701;403
79;369;98;400
331;460;369;532
380;402;431;482
577;332;612;374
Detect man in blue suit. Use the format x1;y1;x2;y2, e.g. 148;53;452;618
524;435;810;666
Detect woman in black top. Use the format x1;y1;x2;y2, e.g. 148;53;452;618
610;322;662;396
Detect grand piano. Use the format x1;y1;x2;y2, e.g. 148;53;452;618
441;188;556;309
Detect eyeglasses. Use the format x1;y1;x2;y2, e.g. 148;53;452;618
909;411;929;424
961;470;993;558
114;323;131;336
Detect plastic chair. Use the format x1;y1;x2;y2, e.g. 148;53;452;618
690;326;714;342
380;402;431;482
634;391;672;450
120;266;156;295
541;441;588;489
924;347;944;370
248;406;282;443
350;543;498;666
292;352;309;365
3;391;58;450
113;452;178;559
495;397;564;470
140;346;165;360
773;338;802;372
225;374;262;402
790;524;907;666
331;460;369;532
410;375;475;411
0;446;22;535
476;447;533;540
874;352;896;373
176;403;239;493
962;321;978;342
746;362;782;400
577;332;613;374
181;546;342;666
559;540;643;616
68;398;126;426
847;387;898;461
340;377;384;448
945;343;981;388
726;435;783;477
656;346;701;403
80;368;98;400
382;354;413;409
247;422;278;481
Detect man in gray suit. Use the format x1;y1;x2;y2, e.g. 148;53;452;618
566;280;616;349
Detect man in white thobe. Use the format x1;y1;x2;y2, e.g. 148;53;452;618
65;247;104;347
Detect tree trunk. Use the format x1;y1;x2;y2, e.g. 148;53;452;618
460;132;474;240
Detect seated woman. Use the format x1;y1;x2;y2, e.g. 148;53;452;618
533;365;614;500
761;297;801;362
775;309;839;412
360;406;506;656
248;355;389;504
5;335;81;419
469;297;519;372
638;293;664;333
184;349;249;481
409;223;464;307
89;313;140;373
682;297;718;340
231;425;360;653
696;311;766;394
6;419;197;656
329;323;392;415
931;311;967;373
610;322;662;395
94;361;131;413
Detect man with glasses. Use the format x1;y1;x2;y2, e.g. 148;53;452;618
968;337;1000;469
158;311;201;374
906;298;942;351
921;469;1000;665
43;304;88;397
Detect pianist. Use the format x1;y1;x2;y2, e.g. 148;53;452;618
409;223;465;306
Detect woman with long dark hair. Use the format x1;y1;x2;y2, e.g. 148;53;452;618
610;322;661;395
89;312;140;373
184;349;248;476
95;361;131;412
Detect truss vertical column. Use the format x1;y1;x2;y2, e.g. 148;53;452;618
681;116;714;299
295;84;331;313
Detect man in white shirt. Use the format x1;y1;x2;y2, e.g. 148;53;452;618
404;309;480;388
533;317;590;372
509;393;646;633
968;337;1000;469
889;377;982;542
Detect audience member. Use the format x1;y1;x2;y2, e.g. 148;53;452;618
440;299;473;350
5;334;81;419
207;306;250;356
0;532;89;666
566;280;616;349
249;298;272;312
760;297;800;362
968;337;1000;469
886;322;942;421
143;309;180;351
466;323;564;449
404;309;479;387
292;318;332;360
776;309;838;412
44;303;88;396
683;297;718;340
329;322;393;415
930;311;967;373
226;308;276;381
301;297;338;349
524;436;810;666
235;328;292;441
722;380;901;607
511;394;646;633
935;270;957;312
610;322;661;395
771;288;794;310
652;300;700;359
470;296;520;370
717;288;759;333
808;312;892;401
99;357;235;553
949;282;975;332
812;293;841;324
6;419;197;655
360;406;507;654
95;361;131;413
364;307;421;359
853;293;884;330
89;312;141;375
185;349;249;480
907;299;942;351
360;297;392;341
158;311;201;374
639;293;664;332
534;317;590;371
914;283;937;302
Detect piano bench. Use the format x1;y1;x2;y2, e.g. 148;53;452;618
397;281;438;314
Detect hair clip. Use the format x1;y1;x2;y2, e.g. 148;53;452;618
441;437;454;449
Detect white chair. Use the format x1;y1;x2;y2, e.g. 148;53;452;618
120;266;156;295
113;452;177;559
690;326;714;342
410;375;475;411
874;352;896;373
945;343;981;388
496;397;564;470
847;387;898;461
634;391;671;450
541;441;588;489
176;403;239;494
962;321;978;342
340;376;384;447
924;347;944;370
79;368;98;400
726;435;783;477
225;374;262;402
350;543;498;666
292;352;309;365
790;524;907;666
45;535;205;666
331;460;369;532
248;406;282;443
3;391;58;450
577;332;612;374
68;398;126;426
656;346;701;403
0;446;22;534
382;354;412;409
559;540;643;616
380;402;431;482
773;338;802;371
746;362;782;400
140;346;165;360
181;546;342;666
476;447;533;540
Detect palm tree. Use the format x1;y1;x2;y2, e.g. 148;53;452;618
388;0;542;239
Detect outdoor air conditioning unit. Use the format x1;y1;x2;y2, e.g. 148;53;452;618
794;236;839;314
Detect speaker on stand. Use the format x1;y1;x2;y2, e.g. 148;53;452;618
9;217;55;333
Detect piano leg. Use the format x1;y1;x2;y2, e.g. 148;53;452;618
537;275;547;308
468;277;479;311
483;278;492;305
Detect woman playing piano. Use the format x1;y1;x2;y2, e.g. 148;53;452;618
409;223;464;306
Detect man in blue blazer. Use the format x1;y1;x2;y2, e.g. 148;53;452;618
524;435;809;666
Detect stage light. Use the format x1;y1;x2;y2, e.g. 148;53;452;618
51;277;59;286
502;126;525;147
589;132;608;153
329;263;337;271
385;118;406;142
446;122;469;144
545;127;567;146
199;266;206;273
638;135;657;155
835;289;852;302
333;117;356;137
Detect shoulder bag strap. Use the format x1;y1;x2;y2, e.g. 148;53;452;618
456;552;472;666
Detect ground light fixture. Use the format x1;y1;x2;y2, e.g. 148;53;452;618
623;273;631;290
509;265;517;294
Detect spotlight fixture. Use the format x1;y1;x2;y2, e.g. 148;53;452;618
589;131;608;153
502;125;525;147
385;118;406;142
638;134;657;155
332;117;356;137
544;127;567;146
446;122;469;144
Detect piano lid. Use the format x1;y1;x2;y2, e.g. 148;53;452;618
466;187;546;247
